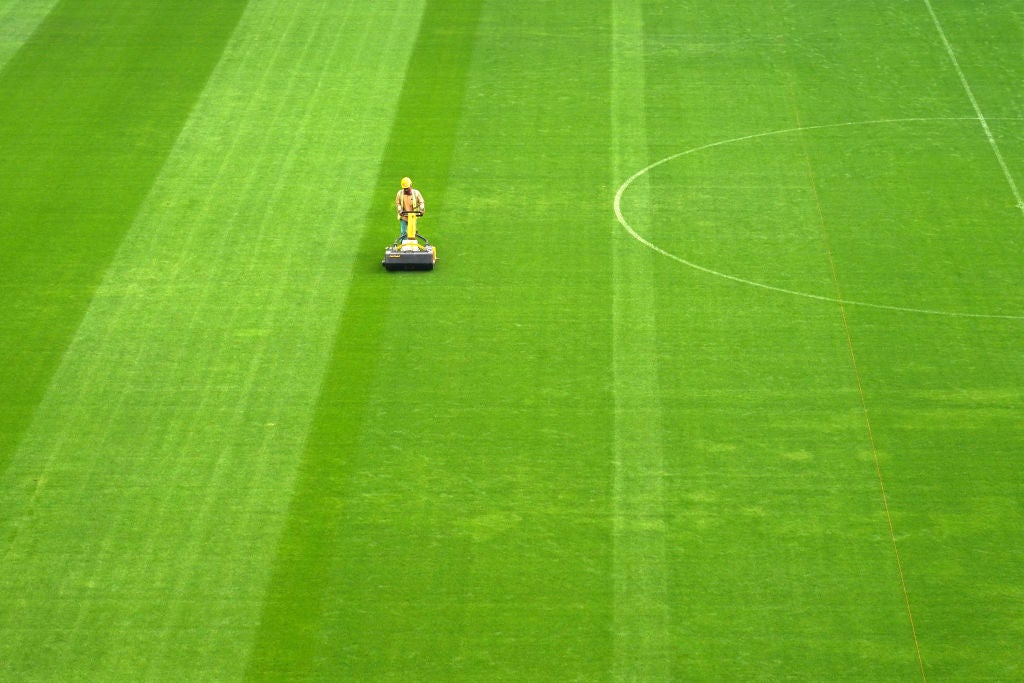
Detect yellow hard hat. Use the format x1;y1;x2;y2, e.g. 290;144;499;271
400;177;412;188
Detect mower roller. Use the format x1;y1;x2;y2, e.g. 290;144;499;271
382;211;437;271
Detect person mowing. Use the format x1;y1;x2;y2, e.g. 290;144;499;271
395;176;425;240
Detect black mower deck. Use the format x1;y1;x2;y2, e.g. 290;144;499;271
382;249;435;270
382;235;437;271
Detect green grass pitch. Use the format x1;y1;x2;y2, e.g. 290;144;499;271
1;0;1021;679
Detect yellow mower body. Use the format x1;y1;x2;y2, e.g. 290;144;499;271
382;211;437;271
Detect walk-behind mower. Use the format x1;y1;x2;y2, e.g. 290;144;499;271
382;211;437;271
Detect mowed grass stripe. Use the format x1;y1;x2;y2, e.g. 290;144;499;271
767;11;1023;676
0;0;246;472
632;1;1020;678
843;5;1023;678
312;3;617;676
253;1;620;677
637;2;934;677
610;0;670;679
0;0;60;70
246;2;478;677
0;2;423;679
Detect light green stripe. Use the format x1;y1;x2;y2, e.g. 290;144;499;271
611;2;670;680
0;0;60;70
0;1;425;678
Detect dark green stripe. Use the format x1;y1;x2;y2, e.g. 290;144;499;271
0;0;247;468
245;2;485;678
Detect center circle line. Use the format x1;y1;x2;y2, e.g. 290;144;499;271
613;117;1024;321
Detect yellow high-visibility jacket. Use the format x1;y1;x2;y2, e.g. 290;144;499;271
395;188;425;219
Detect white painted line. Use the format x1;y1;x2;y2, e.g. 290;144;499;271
923;0;1024;214
613;118;1024;320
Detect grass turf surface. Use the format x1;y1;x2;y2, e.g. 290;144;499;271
1;0;1022;679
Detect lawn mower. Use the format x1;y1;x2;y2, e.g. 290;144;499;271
382;210;437;271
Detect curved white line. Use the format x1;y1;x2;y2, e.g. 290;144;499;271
613;117;1024;320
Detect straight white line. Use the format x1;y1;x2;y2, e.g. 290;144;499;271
922;0;1024;215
